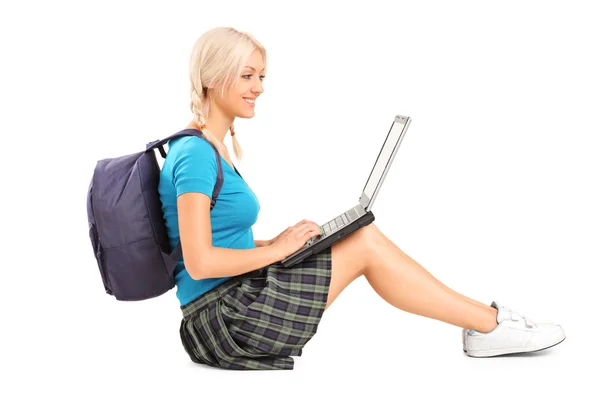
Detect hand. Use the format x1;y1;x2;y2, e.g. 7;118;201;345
270;219;322;260
267;222;306;245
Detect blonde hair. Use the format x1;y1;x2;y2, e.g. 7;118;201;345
189;27;268;162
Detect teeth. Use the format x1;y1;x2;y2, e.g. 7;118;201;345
244;98;255;104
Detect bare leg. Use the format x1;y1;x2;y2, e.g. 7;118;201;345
372;224;492;310
326;224;498;333
364;225;498;333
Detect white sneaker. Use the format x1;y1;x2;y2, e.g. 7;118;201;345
464;301;566;357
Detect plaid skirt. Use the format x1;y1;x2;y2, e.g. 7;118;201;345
179;247;332;370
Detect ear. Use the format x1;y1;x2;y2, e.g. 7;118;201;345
204;79;219;89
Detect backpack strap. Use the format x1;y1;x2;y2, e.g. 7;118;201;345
147;129;225;264
146;128;206;158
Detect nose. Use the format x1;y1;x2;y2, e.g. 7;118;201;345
252;79;264;96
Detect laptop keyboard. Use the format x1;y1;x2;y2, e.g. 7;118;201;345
305;207;361;246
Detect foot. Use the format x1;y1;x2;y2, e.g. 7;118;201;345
464;301;566;357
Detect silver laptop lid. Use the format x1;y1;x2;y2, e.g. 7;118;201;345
359;115;411;211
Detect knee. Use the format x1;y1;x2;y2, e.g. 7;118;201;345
353;223;384;254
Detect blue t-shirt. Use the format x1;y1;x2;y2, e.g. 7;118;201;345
158;133;261;306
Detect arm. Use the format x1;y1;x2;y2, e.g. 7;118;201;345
173;137;282;280
254;239;272;248
179;193;282;279
255;229;285;248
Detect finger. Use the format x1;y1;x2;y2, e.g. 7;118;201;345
296;225;312;239
299;220;318;231
308;228;321;239
295;222;312;232
299;219;317;229
301;226;321;239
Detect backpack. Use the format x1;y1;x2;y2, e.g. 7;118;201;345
86;130;224;301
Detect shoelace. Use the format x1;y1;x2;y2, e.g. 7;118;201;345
505;308;537;328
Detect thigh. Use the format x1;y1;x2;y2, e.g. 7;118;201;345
325;224;376;310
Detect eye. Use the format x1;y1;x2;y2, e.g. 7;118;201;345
242;74;266;80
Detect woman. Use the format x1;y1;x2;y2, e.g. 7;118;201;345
158;27;566;370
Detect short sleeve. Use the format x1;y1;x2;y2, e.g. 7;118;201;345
172;137;218;199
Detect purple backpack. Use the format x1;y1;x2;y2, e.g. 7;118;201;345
87;130;224;301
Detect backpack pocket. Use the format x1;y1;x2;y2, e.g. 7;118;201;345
89;224;112;295
100;237;174;301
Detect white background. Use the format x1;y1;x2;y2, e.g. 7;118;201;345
1;0;598;398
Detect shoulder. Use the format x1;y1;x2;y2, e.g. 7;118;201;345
171;135;215;155
168;135;219;165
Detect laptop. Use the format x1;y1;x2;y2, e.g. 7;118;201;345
281;114;412;267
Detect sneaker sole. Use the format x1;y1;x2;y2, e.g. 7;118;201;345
466;336;566;357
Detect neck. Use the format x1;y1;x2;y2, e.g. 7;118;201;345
187;106;233;145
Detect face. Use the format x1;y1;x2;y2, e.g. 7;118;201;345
212;49;265;119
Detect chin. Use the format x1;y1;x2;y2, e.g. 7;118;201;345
238;110;255;119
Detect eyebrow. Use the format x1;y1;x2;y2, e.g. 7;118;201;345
244;66;266;72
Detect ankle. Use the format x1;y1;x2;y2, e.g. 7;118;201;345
473;307;499;333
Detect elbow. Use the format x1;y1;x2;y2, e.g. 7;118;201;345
188;262;212;281
186;248;213;280
188;263;210;280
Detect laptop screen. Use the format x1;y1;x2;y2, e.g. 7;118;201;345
360;116;410;211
